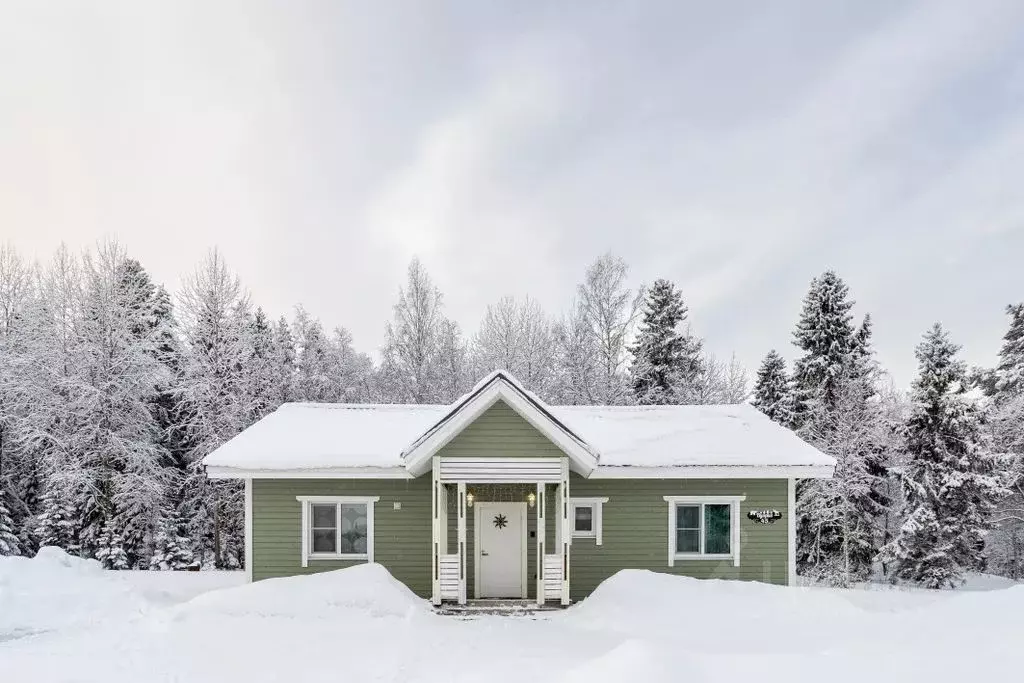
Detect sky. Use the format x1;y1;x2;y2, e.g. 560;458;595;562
1;0;1023;388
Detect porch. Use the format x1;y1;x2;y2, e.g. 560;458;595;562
431;456;573;606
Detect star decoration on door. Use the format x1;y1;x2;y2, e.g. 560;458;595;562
493;513;508;529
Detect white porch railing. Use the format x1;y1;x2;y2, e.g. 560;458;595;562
440;555;461;601
543;555;563;600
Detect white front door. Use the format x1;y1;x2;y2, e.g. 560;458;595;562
476;502;527;598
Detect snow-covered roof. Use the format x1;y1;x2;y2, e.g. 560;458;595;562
204;372;834;479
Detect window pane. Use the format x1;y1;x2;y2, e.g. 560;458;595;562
676;529;700;553
340;504;367;554
312;504;336;529
312;529;336;553
574;506;593;532
676;504;699;529
704;504;731;554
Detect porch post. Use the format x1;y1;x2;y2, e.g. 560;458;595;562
431;458;440;605
457;480;467;604
536;482;545;606
560;457;570;605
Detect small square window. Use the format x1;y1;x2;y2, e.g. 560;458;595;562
299;496;378;565
569;499;606;544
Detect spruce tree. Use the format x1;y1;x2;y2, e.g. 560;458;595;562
0;493;21;556
149;511;196;570
36;488;76;551
752;350;792;425
883;324;1005;588
791;271;856;424
630;279;702;405
995;303;1024;397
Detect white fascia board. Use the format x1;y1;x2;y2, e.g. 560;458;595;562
206;466;413;480
591;464;835;479
404;380;598;478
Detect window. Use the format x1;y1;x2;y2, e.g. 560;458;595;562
296;496;379;567
569;497;608;545
663;495;745;567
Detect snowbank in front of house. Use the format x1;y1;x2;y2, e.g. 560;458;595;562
2;562;1022;683
0;547;152;641
0;547;242;642
179;563;428;620
564;569;870;653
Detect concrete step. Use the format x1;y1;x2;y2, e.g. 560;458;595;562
435;599;565;618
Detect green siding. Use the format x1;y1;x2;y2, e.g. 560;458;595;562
436;400;566;459
251;478;432;596
568;475;789;600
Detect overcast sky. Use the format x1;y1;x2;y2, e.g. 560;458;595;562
2;1;1023;387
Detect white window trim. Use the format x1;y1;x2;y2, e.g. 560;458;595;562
663;495;745;568
569;497;608;546
296;495;379;567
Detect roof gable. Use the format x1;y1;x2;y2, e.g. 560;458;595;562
402;371;599;477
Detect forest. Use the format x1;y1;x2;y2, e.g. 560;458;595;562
0;241;1020;587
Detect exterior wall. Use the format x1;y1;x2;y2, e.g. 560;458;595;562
251;478;432;596
436;399;566;459
568;474;789;600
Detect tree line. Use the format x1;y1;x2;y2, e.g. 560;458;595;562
0;242;1020;587
0;245;741;569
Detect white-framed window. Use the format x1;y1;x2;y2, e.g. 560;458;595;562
570;497;608;546
663;495;745;567
296;496;379;567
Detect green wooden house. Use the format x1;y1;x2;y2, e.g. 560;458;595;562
204;371;834;605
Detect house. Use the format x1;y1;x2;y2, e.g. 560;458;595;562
203;371;835;605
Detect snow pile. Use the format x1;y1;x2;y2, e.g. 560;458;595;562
0;547;150;640
566;569;865;652
179;563;428;620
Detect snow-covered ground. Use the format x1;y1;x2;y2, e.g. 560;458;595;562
0;551;1019;683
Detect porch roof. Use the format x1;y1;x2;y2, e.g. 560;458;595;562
203;372;835;478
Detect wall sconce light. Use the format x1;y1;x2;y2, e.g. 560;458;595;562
466;492;474;508
527;492;536;508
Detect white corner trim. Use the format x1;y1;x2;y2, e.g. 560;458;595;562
593;465;834;479
788;478;797;586
569;497;609;546
244;478;253;582
664;495;746;568
296;496;379;566
402;377;598;478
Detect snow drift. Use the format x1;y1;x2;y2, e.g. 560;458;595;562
179;563;428;620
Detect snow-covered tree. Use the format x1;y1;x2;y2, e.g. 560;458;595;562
630;279;703;405
791;271;858;424
472;296;556;397
436;319;470;403
71;244;170;564
176;250;252;568
380;258;448;404
0;492;21;556
798;378;896;585
94;521;129;570
550;301;600;405
149;510;196;570
36;488;77;551
272;315;296;404
995;303;1024;396
882;324;1006;588
576;254;644;405
753;350;793;425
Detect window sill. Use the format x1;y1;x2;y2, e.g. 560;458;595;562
572;532;597;540
672;554;734;561
307;554;369;562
